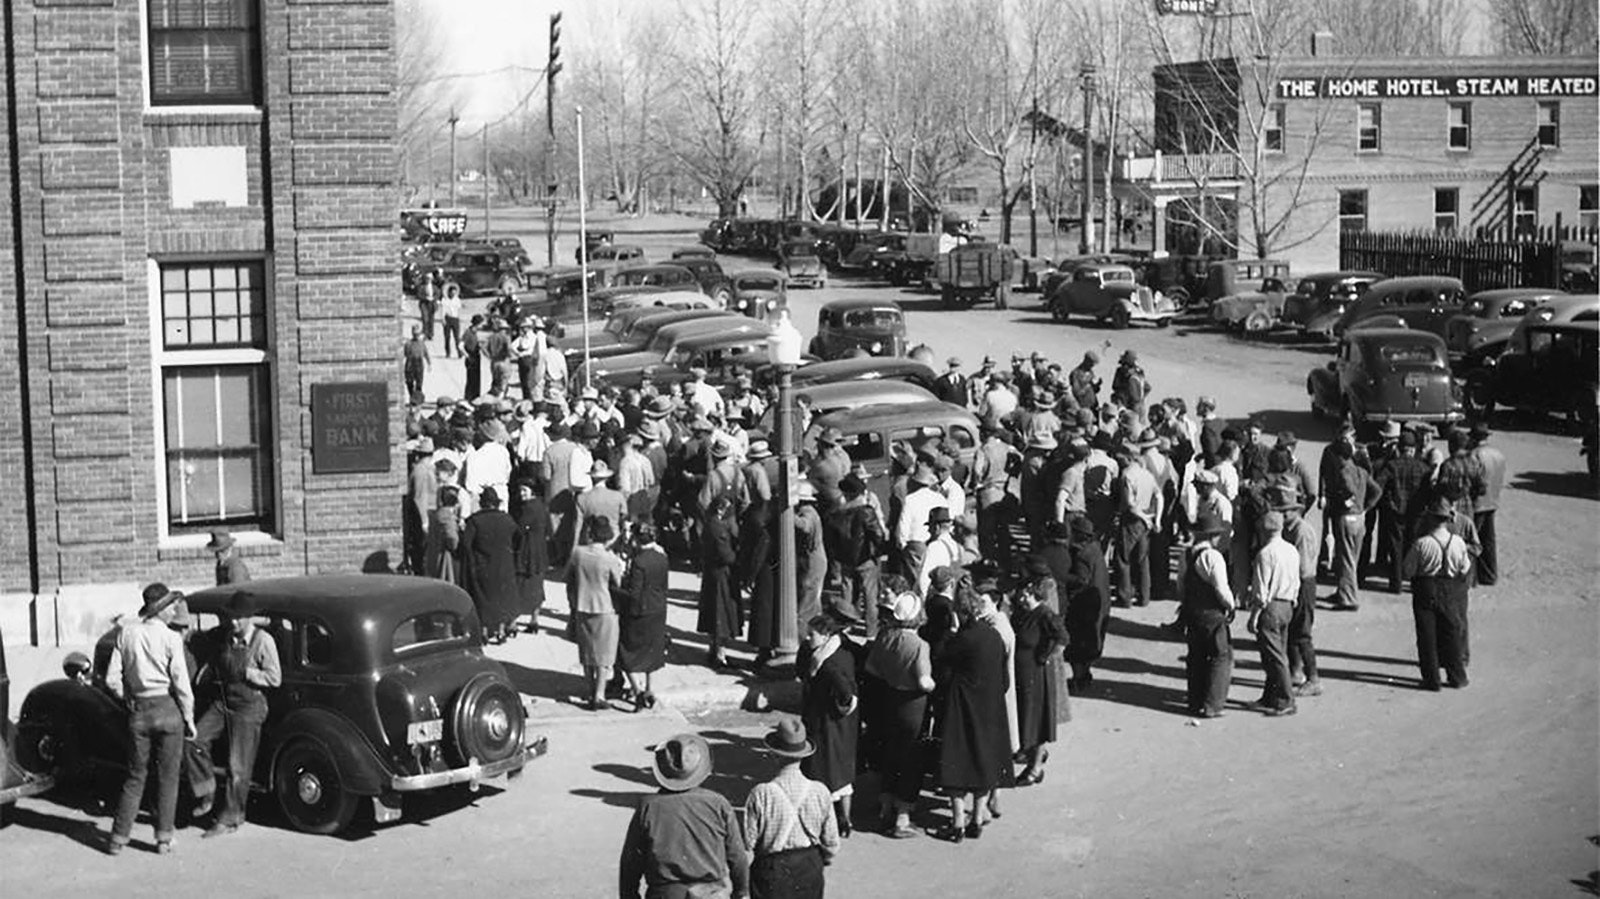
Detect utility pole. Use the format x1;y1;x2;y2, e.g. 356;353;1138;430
546;12;564;265
447;107;460;207
1028;96;1039;257
1079;65;1096;255
482;123;491;237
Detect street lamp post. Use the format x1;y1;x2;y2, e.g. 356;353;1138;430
766;310;804;667
1079;64;1097;255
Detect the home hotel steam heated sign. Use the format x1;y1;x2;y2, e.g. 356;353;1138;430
1277;74;1598;99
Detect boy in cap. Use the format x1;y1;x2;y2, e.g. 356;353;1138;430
620;733;749;899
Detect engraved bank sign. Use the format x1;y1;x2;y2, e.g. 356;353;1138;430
1277;74;1599;99
311;382;390;474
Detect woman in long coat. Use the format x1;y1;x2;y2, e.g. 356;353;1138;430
1011;579;1066;786
1062;516;1113;689
861;591;935;839
794;484;828;627
511;477;550;635
801;615;861;837
424;485;462;584
934;591;1010;843
739;500;779;665
461;486;519;643
615;522;670;711
697;493;740;669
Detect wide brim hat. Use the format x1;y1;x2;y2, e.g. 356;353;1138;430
219;590;258;621
1378;420;1403;439
590;460;614;480
1069;516;1097;541
710;441;731;459
1119;349;1138;364
138;587;181;620
747;439;772;460
645;397;675;418
1028;434;1058;452
763;719;815;759
167;595;193;629
1469;420;1491;439
204;529;236;551
796;481;817;502
1424;496;1455;519
818;426;844;446
1267;486;1301;512
947;356;962;369
878;590;923;624
1192;513;1230;539
1193;468;1220;486
927;505;953;526
652;733;714;791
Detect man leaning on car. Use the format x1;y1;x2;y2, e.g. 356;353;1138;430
104;583;196;856
192;592;281;839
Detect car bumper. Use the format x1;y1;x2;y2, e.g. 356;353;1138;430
0;770;55;805
1361;410;1465;424
389;735;548;792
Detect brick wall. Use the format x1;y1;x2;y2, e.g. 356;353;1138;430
1;0;401;642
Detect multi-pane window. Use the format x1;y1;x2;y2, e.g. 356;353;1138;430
1434;188;1459;233
1580;185;1598;231
158;260;273;535
1338;189;1368;232
147;0;261;106
1357;103;1381;152
1447;103;1471;151
1513;187;1538;236
1537;102;1561;148
1264;103;1285;152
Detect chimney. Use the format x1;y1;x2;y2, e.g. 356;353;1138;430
1310;31;1335;56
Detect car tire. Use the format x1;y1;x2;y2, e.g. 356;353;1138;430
1244;311;1272;333
1169;288;1190;310
1049;302;1064;323
995;284;1010;310
449;674;525;768
497;275;520;295
14;710;81;782
274;739;358;835
712;288;732;308
1110;306;1131;330
1156;317;1172;329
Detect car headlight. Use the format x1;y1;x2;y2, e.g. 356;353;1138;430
870;341;883;353
767;299;778;309
737;299;748;309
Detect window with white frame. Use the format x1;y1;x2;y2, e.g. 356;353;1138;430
1536;101;1560;148
1580;185;1597;231
147;0;262;107
1446;102;1471;151
158;260;274;535
1434;188;1459;233
1338;189;1368;232
1264;103;1285;152
1356;103;1381;152
1513;187;1538;237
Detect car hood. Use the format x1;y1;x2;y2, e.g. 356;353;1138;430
582;350;660;378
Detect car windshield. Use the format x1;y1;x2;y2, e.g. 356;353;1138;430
737;277;782;292
393;611;468;653
787;244;818;257
1378;342;1444;366
842;309;901;329
1296;278;1327;297
1103;269;1135;282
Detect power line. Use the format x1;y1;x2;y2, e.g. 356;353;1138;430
412;63;547;85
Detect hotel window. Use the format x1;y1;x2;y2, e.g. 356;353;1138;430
1356;103;1381;152
147;0;262;106
1434;188;1459;233
1446;103;1471;151
158;260;275;536
1537;102;1560;148
1338;189;1368;232
1580;185;1597;231
1264;103;1284;152
1513;187;1538;236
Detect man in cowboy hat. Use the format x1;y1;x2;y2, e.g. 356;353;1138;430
104;583;196;855
207;530;250;586
620;733;749;899
1402;496;1474;691
1467;420;1505;585
193;591;280;839
1244;508;1301;717
743;719;840;896
1181;512;1237;718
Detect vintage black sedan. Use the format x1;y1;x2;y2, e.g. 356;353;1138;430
1472;320;1598;424
13;576;546;835
808;298;907;360
1307;328;1464;432
728;269;789;320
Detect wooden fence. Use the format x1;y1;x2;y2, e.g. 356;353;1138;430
1339;229;1584;293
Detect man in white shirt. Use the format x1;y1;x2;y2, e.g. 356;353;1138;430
1115;444;1163;607
1246;510;1301;717
463;433;512;513
918;506;962;595
895;464;947;581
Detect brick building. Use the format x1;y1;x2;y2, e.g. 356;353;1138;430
1125;54;1599;272
0;0;400;645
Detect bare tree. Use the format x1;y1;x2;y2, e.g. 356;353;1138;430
1487;0;1598;54
763;0;848;221
395;0;464;202
663;0;766;217
1316;0;1471;55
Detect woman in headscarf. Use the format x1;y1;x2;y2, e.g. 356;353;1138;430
862;591;934;839
800;615;861;838
697;492;741;670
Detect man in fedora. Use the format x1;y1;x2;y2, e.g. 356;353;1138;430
894;462;946;582
918;506;962;597
1466;421;1505;586
192;591;279;838
576;458;628;549
1181;513;1236;718
104;583;196;855
207;529;250;585
933;356;968;406
743;719;840;899
1402;497;1475;691
620;733;749;899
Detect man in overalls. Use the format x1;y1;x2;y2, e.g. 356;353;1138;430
194;592;281;838
1402;497;1475;692
1181;513;1237;718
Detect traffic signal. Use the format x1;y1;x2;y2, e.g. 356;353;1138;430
548;12;563;80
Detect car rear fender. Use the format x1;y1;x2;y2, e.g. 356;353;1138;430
268;708;388;797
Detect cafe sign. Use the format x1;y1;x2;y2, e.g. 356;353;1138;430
310;382;390;474
1278;74;1599;99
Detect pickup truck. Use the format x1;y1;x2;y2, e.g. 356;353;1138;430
938;243;1015;310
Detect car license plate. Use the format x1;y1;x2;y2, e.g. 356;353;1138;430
407;719;443;744
1403;373;1428;389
